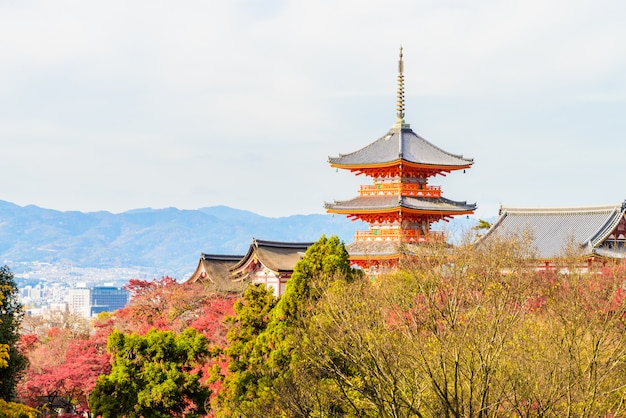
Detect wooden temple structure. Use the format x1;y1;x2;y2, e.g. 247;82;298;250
325;48;476;272
480;202;626;270
187;238;312;297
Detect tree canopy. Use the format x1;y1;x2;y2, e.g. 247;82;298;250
0;266;27;402
216;235;361;416
89;327;211;418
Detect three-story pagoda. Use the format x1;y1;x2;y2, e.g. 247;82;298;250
325;48;476;271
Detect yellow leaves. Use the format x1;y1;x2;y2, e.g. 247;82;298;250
0;399;38;417
0;343;9;368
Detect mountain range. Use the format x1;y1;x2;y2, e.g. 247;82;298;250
0;200;481;281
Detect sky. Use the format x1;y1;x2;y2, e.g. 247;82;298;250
1;0;626;220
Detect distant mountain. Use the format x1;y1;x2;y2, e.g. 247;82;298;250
0;200;487;280
0;201;370;279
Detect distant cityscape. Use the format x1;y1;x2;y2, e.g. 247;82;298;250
0;202;479;319
14;261;159;318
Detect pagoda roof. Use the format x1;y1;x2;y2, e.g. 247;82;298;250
346;240;448;259
328;127;473;171
480;202;626;259
186;253;247;293
229;238;313;273
346;240;403;258
325;195;476;214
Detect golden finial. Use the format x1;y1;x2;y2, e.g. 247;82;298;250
394;46;409;129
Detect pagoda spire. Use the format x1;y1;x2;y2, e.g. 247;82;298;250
394;46;410;129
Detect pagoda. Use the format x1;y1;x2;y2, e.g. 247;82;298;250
325;48;476;271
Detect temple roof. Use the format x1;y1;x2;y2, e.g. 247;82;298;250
480;202;626;259
328;127;473;171
229;238;313;273
186;253;246;293
325;195;476;214
346;240;447;259
346;240;403;257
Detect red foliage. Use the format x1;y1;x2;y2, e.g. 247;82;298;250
18;318;114;411
19;275;239;414
189;296;237;346
115;277;237;342
19;334;39;351
124;276;177;298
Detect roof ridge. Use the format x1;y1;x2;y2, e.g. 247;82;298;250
201;253;244;261
254;238;314;248
402;128;472;162
501;204;622;214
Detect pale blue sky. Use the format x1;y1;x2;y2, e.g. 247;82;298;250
1;0;625;219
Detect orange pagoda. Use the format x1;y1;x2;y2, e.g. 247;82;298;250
325;48;476;272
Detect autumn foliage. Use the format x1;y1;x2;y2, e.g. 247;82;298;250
14;235;626;417
17;276;238;415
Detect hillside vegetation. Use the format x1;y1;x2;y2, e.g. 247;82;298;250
12;234;626;417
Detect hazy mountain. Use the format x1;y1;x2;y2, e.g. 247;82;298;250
0;201;369;279
0;200;485;280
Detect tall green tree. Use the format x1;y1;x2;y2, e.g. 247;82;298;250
0;266;27;401
215;283;277;416
89;327;211;418
216;235;360;416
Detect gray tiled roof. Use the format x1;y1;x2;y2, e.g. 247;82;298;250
230;238;313;273
481;203;626;259
328;127;473;168
346;240;402;257
186;253;246;293
325;195;476;213
346;241;446;257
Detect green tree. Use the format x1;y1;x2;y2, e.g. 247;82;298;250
215;283;277;416
89;327;211;418
0;266;27;401
216;235;360;416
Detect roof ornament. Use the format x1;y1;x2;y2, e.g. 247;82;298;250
394;46;410;129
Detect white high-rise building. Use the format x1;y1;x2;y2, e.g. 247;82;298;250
67;287;90;317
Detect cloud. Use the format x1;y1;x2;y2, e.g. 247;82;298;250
0;0;625;217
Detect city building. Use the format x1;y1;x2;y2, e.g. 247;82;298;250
67;285;129;317
90;286;130;316
67;286;91;317
325;48;476;273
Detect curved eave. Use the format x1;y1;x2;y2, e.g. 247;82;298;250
349;254;400;261
328;127;474;169
588;208;626;248
593;248;626;259
330;159;472;173
325;197;477;216
326;207;475;216
229;243;258;271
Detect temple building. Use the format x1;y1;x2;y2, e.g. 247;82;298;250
187;238;313;297
325;48;476;271
480;202;626;269
187;253;247;293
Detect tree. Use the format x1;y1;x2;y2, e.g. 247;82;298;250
215;235;360;416
214;283;277;416
89;327;211;418
115;276;236;337
296;235;626;417
18;317;114;413
0;266;27;401
0;399;38;417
